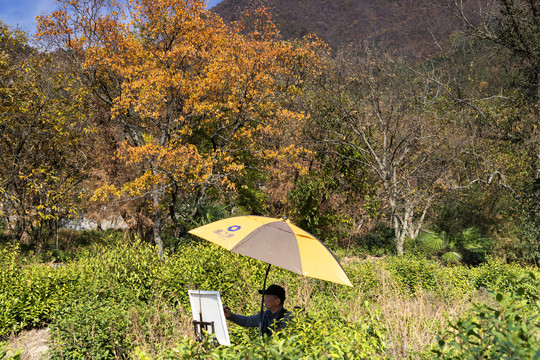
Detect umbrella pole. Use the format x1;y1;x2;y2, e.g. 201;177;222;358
258;263;272;337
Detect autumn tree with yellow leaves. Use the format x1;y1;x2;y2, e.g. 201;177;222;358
36;0;321;256
0;21;90;245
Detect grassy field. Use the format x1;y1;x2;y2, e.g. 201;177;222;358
1;232;539;359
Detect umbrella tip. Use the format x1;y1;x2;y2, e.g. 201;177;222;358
282;215;290;223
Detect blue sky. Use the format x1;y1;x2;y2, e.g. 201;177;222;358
0;0;223;35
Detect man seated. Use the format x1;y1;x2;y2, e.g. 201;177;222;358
223;284;293;336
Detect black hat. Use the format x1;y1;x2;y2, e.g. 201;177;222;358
259;284;286;303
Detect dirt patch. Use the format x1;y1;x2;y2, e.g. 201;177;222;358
9;328;50;360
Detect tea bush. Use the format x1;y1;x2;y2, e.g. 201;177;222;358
0;244;79;337
3;234;540;359
383;254;539;298
134;307;386;359
48;297;132;359
430;273;540;359
45;238;164;358
158;243;265;309
384;256;440;294
74;238;162;303
468;257;534;294
336;260;380;301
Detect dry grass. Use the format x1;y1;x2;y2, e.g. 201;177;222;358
281;257;486;359
373;264;476;359
128;294;193;355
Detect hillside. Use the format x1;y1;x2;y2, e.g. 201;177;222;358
213;0;468;57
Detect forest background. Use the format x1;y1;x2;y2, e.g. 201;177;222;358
0;0;539;358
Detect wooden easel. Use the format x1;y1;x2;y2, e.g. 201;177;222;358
189;290;230;346
193;311;217;343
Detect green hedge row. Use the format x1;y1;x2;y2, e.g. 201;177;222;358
1;236;539;358
134;311;386;360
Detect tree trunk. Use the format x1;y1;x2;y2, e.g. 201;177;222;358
393;202;428;256
152;189;164;259
393;215;404;256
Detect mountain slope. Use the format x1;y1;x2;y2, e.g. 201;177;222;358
213;0;466;56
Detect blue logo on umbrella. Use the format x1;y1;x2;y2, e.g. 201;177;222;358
227;225;241;232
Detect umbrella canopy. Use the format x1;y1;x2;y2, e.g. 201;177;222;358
188;215;352;287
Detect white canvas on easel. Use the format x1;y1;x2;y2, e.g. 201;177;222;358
188;290;231;346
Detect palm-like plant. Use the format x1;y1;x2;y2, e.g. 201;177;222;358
193;201;229;227
418;227;490;264
175;199;230;232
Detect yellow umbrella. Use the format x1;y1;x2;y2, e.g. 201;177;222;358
188;215;352;287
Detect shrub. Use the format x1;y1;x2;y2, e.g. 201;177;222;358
469;257;536;294
158;243;265;309
384;256;440;294
430;273;540;359
134;307;386;359
48;298;132;359
435;265;476;298
355;222;396;257
74;237;162;303
0;244;78;337
4;231;540;359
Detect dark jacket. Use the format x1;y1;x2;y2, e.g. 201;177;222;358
229;308;292;336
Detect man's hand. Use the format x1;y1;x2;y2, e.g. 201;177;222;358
223;306;232;319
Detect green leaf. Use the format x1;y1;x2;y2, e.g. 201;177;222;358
418;231;446;251
442;251;462;263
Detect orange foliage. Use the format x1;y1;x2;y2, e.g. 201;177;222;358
36;0;322;239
